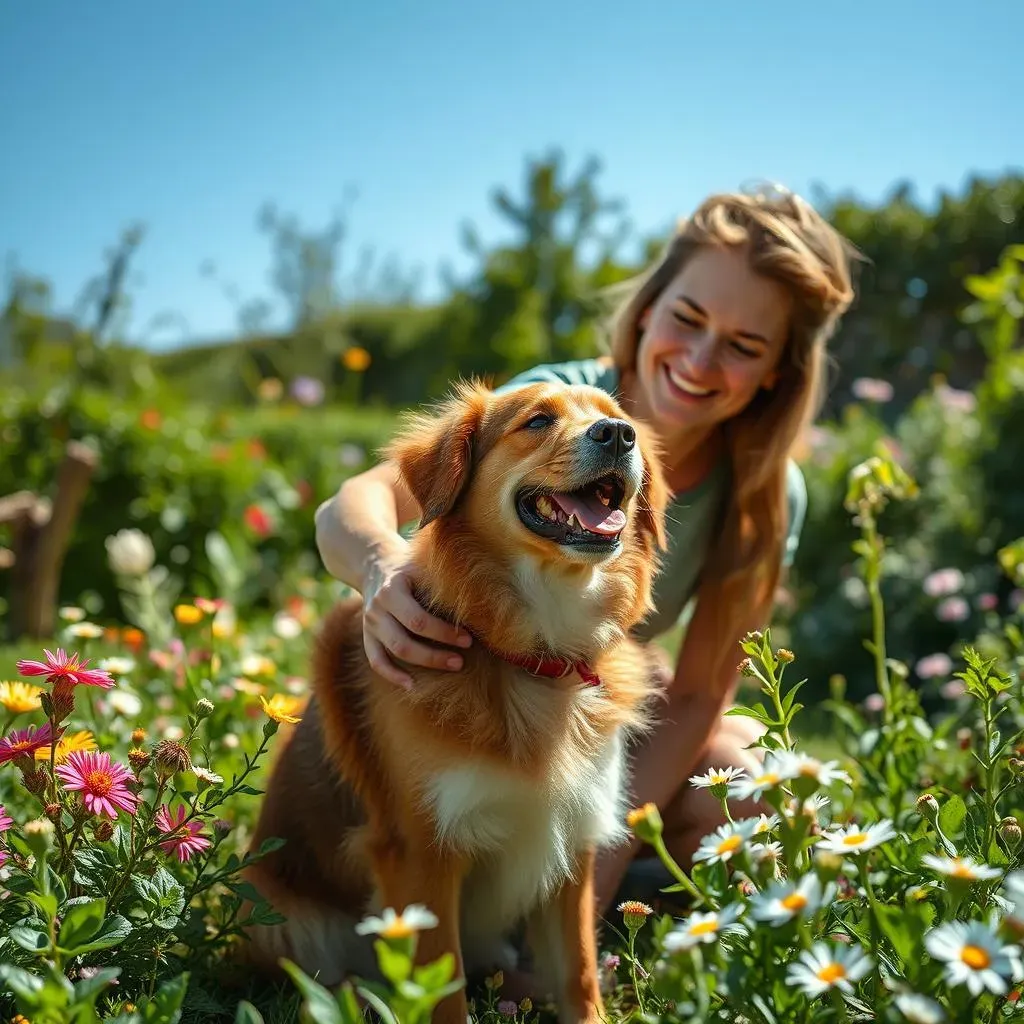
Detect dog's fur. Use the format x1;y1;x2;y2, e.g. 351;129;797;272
243;381;670;1024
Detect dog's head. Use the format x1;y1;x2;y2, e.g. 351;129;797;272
385;379;669;653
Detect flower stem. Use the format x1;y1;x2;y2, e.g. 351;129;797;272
626;928;646;1016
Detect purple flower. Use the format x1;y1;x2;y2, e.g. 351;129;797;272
290;376;324;407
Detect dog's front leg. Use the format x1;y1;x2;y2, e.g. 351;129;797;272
526;847;604;1024
369;832;469;1024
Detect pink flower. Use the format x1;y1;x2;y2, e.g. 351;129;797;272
17;648;114;690
923;569;964;598
935;384;976;415
56;751;137;819
155;804;211;863
498;1000;518;1018
936;596;970;623
863;693;885;713
0;723;62;765
852;377;894;403
916;653;953;679
0;849;7;870
0;804;11;831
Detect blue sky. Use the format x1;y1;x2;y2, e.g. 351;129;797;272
2;0;1021;349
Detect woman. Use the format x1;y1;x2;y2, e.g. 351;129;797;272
313;186;857;915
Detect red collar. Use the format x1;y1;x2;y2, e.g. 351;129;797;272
478;640;601;688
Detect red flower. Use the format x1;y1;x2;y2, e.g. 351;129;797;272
17;649;115;690
155;803;212;863
0;723;62;765
243;504;273;538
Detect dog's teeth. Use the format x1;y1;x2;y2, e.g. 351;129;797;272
536;495;555;520
567;513;581;533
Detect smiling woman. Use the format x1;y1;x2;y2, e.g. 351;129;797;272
313;184;860;930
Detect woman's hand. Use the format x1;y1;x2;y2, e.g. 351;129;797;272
360;546;473;689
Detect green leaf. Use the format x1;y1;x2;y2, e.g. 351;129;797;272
58;897;107;950
9;925;50;953
781;679;807;715
413;952;455;990
375;938;412;985
66;914;132;956
234;1001;265;1024
139;972;190;1024
939;795;967;838
875;904;915;966
26;890;59;922
355;986;400;1024
335;983;364;1024
279;959;344;1024
74;967;122;1004
723;704;776;726
0;963;47;1007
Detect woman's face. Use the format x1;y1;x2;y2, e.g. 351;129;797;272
634;244;793;440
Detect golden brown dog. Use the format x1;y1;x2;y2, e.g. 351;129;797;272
243;380;669;1023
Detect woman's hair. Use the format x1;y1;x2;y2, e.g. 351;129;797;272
604;186;859;690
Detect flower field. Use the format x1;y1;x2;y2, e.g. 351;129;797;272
2;439;1024;1024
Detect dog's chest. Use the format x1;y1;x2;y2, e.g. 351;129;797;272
422;731;627;929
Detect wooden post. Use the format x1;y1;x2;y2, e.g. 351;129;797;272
2;441;97;639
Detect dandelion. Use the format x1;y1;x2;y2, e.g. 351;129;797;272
693;819;758;866
17;648;114;690
924;920;1023;996
67;622;104;640
816;819;896;855
0;680;44;714
260;693;304;724
750;873;834;926
728;755;787;802
662;904;744;952
0;723;62;765
786;940;872;997
893;991;947;1023
56;750;138;819
356;904;439;940
155;804;212;863
690;765;749;795
34;729;97;764
921;854;1001;882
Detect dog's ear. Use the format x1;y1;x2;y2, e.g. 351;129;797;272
386;381;490;528
633;424;669;552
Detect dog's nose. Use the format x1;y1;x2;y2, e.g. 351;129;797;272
586;417;636;459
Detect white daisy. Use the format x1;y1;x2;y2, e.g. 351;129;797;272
786;940;872;997
58;605;87;622
773;751;852;789
108;690;143;717
192;766;224;787
662;904;744;952
924;920;1023;996
240;653;276;677
99;656;136;676
355;904;438;940
921;854;1001;882
751;840;784;870
893;991;946;1023
67;622;104;639
786;792;831;822
728;755;787;801
816;819;897;856
272;611;303;639
693;819;758;866
1001;871;1024;922
749;873;834;926
689;765;749;792
752;812;781;835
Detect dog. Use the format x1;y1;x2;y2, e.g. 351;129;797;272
243;379;669;1024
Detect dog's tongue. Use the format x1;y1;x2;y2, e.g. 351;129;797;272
551;492;626;535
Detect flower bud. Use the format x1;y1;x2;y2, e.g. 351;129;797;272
21;767;49;796
777;649;795;664
152;739;192;777
131;727;147;745
195;697;215;720
519;999;532;1013
916;793;940;823
22;817;55;858
44;802;62;823
1000;817;1022;851
128;747;151;774
738;657;756;677
213;818;233;839
618;900;653;931
626;802;663;845
41;682;76;724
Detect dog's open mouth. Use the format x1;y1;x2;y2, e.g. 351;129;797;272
516;474;627;549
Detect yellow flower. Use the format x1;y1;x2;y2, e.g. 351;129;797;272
626;802;663;844
260;693;305;724
233;677;266;696
0;680;44;714
342;346;371;372
241;654;276;678
174;604;205;625
35;729;98;763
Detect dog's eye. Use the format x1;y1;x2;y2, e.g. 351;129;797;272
523;413;554;430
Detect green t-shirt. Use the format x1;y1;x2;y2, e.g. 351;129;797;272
494;357;807;642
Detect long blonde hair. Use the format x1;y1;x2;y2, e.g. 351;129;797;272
606;188;859;687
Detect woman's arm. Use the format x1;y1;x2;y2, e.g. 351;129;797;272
592;585;768;911
314;463;473;688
